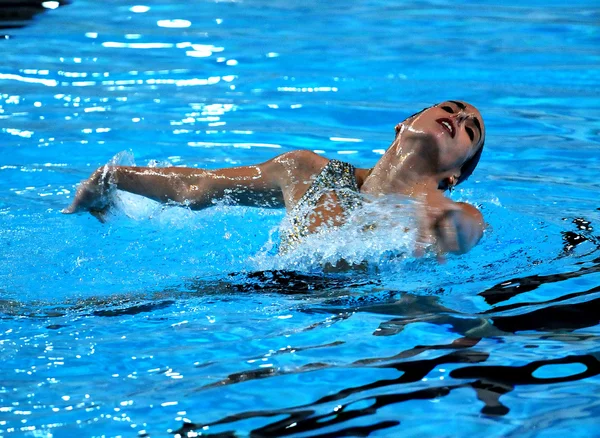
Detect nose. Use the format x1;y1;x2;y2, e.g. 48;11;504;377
456;111;468;124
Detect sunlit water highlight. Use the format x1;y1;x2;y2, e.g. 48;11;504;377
1;0;600;436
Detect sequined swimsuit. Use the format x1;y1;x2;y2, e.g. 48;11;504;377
279;159;362;252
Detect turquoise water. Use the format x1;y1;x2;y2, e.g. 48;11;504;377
1;0;600;436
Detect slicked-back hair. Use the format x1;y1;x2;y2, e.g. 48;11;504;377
457;142;484;185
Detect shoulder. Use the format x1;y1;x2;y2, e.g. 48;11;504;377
261;150;330;207
268;150;329;179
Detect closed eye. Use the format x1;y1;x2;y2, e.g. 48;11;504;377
465;126;475;142
441;105;454;114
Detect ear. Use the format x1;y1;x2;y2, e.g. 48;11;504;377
438;175;458;192
395;123;403;135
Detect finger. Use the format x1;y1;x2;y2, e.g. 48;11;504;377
62;198;85;214
62;185;91;215
62;196;90;215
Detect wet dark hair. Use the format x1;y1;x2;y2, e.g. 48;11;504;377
456;141;484;186
408;108;427;120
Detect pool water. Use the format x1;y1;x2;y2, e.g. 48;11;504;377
1;0;600;436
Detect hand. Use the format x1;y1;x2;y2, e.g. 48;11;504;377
414;186;483;262
62;166;115;222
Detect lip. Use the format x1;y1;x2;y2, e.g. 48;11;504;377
436;118;455;138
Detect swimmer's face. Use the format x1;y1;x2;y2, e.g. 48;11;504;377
400;100;485;188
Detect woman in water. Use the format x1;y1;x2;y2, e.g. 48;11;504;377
64;100;485;260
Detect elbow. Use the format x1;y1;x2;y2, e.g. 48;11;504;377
171;184;190;204
168;183;195;206
172;179;211;209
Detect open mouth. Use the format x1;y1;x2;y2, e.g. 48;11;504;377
436;118;455;138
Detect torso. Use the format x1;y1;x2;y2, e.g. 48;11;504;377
277;154;365;252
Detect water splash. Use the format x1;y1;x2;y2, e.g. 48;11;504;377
253;195;419;272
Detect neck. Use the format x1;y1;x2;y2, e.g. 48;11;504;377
359;133;440;195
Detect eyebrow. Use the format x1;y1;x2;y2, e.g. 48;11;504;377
449;100;466;109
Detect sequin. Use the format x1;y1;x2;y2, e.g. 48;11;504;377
279;159;362;253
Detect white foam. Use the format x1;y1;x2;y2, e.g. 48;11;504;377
252;195;420;272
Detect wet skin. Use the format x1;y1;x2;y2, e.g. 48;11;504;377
63;100;486;260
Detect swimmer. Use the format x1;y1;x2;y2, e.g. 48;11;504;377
63;100;485;260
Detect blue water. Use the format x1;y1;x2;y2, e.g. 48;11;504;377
1;0;600;436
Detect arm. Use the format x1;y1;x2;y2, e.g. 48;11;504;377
63;158;286;216
415;186;484;260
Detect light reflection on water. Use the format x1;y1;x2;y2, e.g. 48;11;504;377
1;0;600;436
